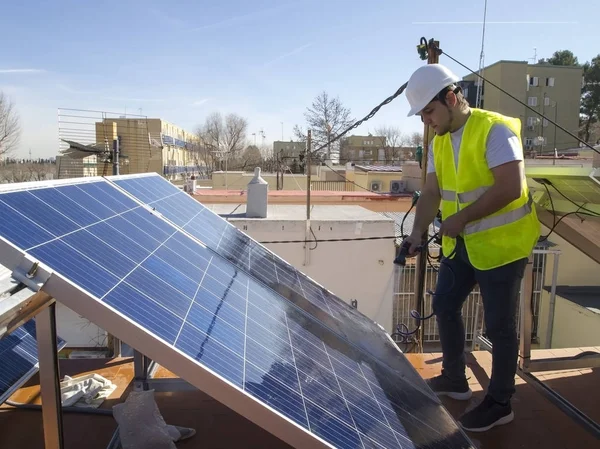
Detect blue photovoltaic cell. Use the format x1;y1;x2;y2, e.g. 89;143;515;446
0;178;474;449
0;320;66;403
110;174;432;393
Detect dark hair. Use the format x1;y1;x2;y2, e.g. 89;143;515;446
433;84;468;108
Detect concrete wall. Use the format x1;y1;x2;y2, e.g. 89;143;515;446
56;303;108;348
537;292;600;349
224;216;397;333
534;221;600;348
212;171;308;190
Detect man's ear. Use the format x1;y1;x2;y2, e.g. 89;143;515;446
446;91;457;108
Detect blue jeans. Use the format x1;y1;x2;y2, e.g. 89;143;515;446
433;236;528;403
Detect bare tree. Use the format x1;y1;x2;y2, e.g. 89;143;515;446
374;126;403;162
0;92;21;158
196;112;249;173
408;131;423;147
293;91;354;160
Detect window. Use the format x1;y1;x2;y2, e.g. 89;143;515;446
544;96;551;106
528;97;538;106
546;77;555;87
527;117;537;127
543;119;549;127
529;76;539;86
525;137;533;147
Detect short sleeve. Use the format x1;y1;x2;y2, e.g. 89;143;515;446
426;139;436;174
486;123;523;168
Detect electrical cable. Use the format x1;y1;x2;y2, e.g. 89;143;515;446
310;82;409;157
433;42;600;156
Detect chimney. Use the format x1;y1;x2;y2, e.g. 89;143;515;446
246;167;268;218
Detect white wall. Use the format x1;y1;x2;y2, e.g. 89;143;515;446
56;302;107;348
226;217;397;333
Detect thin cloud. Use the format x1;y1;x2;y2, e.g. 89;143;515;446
263;43;313;68
412;21;578;25
148;8;186;28
191;3;291;32
192;99;209;107
0;69;46;74
57;84;164;102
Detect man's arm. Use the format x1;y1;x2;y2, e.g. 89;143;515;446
456;160;523;224
412;172;442;237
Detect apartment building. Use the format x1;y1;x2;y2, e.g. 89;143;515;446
339;135;386;164
460;60;584;153
94;118;200;179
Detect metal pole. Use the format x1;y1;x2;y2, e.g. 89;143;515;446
305;131;312;266
112;137;120;176
518;253;534;372
553;102;558;152
414;39;439;350
36;303;64;449
545;252;560;348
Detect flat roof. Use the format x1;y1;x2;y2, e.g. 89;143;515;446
208;204;395;222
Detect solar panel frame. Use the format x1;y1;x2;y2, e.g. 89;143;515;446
0;176;475;449
106;173;435;396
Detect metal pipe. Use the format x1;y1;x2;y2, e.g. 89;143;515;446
545;252;560;348
518;253;534;372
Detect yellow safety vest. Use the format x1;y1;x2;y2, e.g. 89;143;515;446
433;108;540;270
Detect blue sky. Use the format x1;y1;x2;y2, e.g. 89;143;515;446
1;0;597;158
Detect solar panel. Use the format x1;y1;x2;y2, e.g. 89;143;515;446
0;319;66;404
527;166;600;215
0;177;474;449
108;173;431;393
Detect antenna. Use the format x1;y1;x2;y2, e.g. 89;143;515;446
529;47;538;64
475;0;488;109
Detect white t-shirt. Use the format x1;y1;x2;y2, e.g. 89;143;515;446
427;123;523;174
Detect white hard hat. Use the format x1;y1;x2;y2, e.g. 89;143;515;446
405;64;461;117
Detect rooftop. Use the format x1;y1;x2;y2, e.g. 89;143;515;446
208;203;395;222
1;350;598;449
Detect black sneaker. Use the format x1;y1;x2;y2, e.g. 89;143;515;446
459;395;514;432
426;373;472;401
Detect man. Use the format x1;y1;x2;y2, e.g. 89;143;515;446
403;63;540;432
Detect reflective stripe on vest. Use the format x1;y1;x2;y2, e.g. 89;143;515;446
440;189;456;201
441;186;490;203
464;194;533;235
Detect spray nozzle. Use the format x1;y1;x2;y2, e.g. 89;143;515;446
393;241;422;266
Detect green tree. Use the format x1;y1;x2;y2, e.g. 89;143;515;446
540;50;579;66
580;55;600;143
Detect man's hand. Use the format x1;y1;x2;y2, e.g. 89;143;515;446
403;233;423;257
439;212;467;238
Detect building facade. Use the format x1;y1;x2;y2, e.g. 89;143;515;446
94;118;201;179
460;60;584;153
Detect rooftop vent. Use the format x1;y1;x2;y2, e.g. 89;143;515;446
246;167;268;218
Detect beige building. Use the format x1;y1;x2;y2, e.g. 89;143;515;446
272;140;306;160
339;135;385;164
94;118;200;179
461;60;584;153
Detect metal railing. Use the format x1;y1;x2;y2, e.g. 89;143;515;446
393;247;555;344
310;180;354;191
